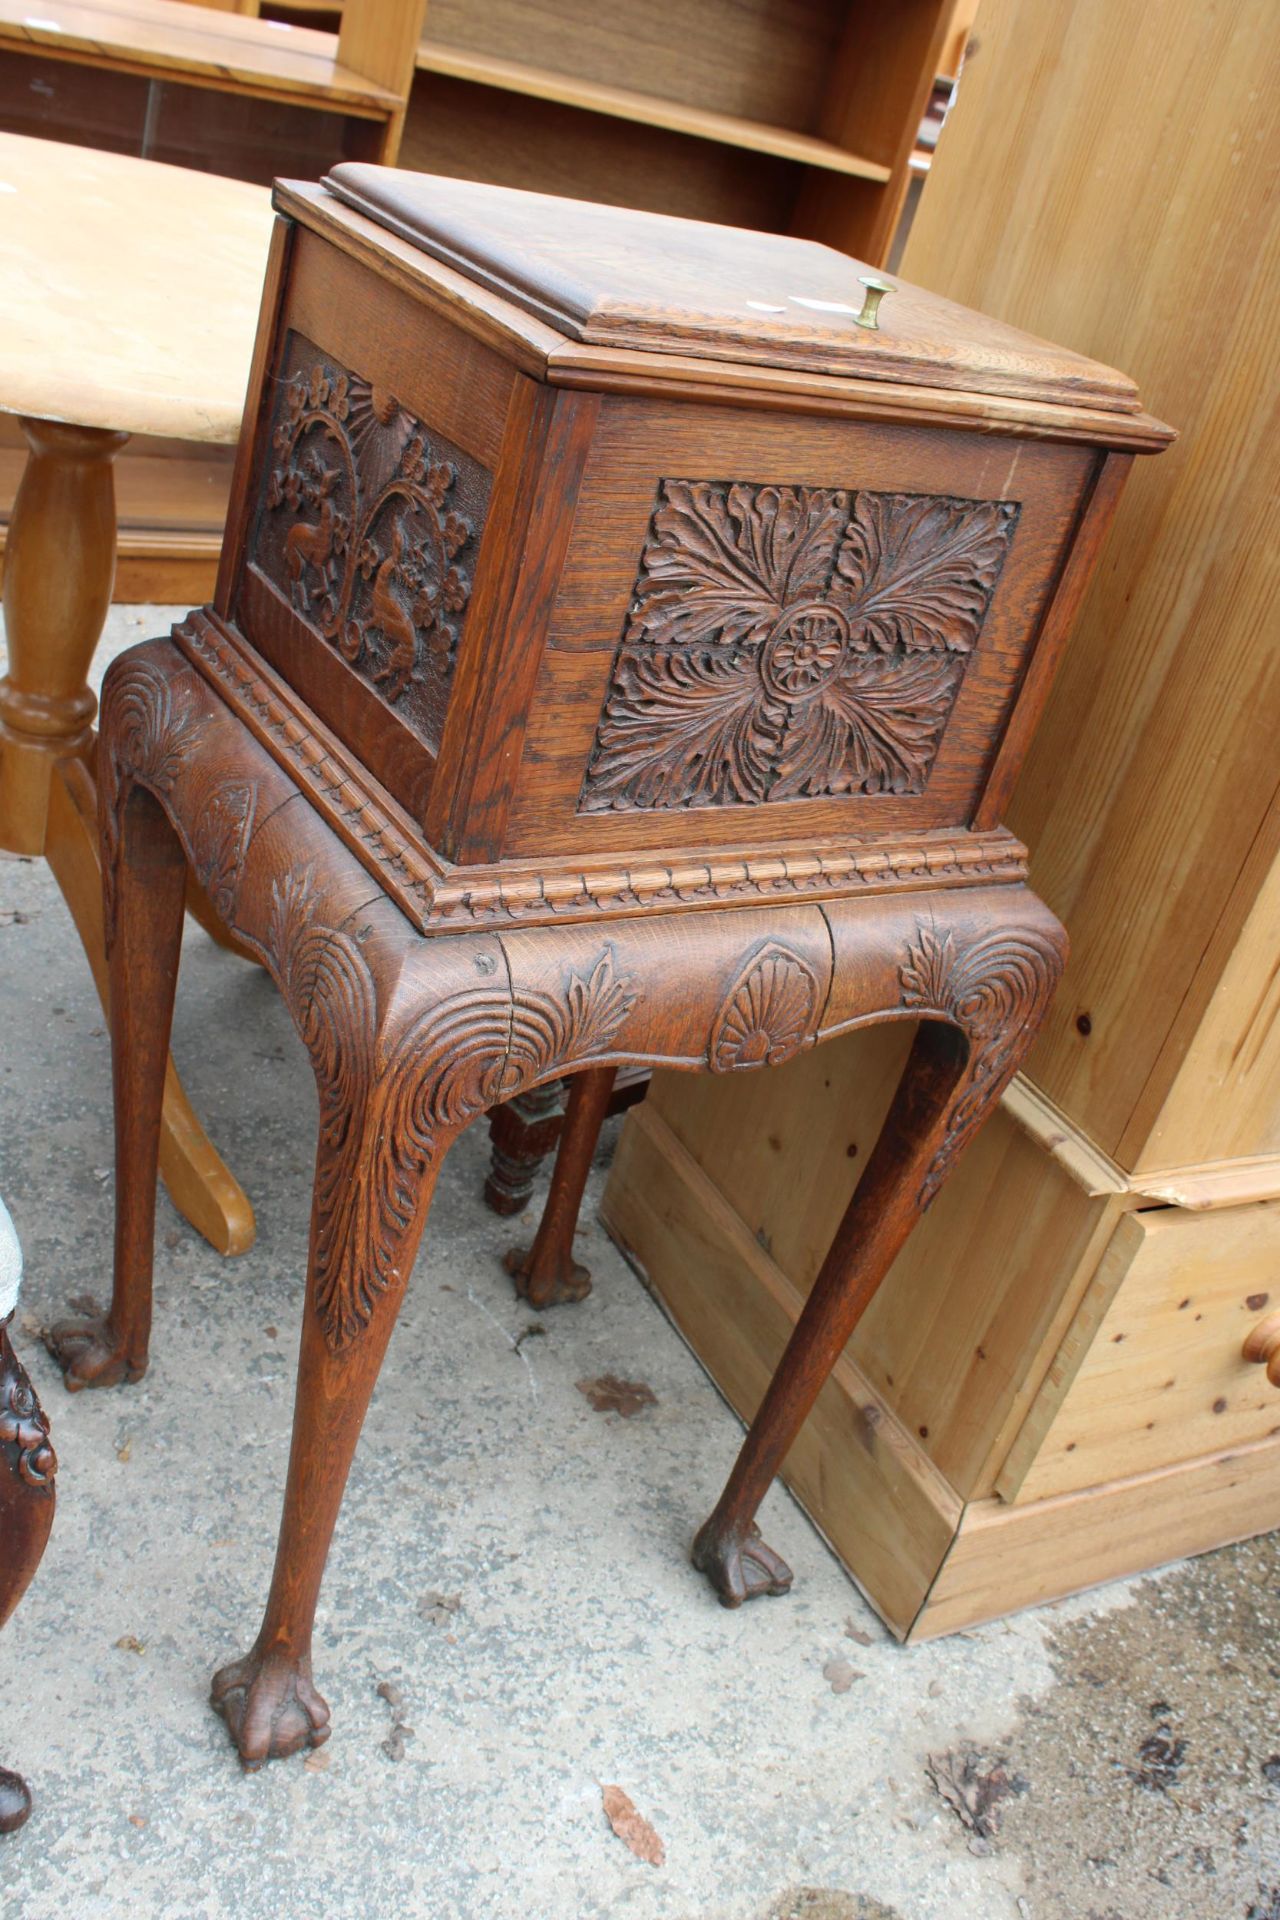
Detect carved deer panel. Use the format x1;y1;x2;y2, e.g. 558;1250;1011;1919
247;331;492;757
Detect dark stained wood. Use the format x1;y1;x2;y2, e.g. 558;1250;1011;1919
484;1066;649;1216
427;383;600;861
46;752;190;1391
504;1066;620;1306
70;175;1166;1771
325;164;1145;414
972;451;1133;833
496;402;1098;864
0;1312;57;1833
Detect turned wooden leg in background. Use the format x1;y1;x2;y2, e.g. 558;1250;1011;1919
0;415;253;1258
0;1312;57;1834
485;1080;566;1216
485;1068;650;1218
504;1066;618;1308
692;1016;1034;1608
46;782;187;1390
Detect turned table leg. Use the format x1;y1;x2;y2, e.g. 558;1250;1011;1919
484;1080;566;1215
0;417;253;1257
0;1312;57;1833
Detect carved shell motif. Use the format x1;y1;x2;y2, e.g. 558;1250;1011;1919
581;480;1019;813
709;942;823;1071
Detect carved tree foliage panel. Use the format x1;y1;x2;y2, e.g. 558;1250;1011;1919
248;330;492;757
579;480;1020;814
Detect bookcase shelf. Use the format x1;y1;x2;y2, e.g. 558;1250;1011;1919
414;40;892;183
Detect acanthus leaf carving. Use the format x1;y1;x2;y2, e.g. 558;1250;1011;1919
834;492;1017;654
899;921;1065;1204
98;653;211;948
267;877;641;1354
581;479;1019;813
190;780;257;924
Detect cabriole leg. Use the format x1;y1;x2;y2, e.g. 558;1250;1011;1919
692;1004;1040;1606
504;1065;618;1308
46;779;187;1391
209;902;459;1769
211;1124;446;1769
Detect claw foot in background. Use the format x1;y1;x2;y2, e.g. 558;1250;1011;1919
503;1241;593;1309
691;1518;794;1608
43;1303;144;1392
211;1646;331;1770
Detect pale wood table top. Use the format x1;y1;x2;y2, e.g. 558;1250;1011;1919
0;0;400;114
0;132;274;443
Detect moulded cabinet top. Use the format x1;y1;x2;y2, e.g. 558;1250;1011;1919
322;165;1149;421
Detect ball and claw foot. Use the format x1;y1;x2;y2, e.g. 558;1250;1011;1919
503;1242;593;1310
44;1306;144;1392
691;1519;794;1608
0;1767;32;1835
210;1648;331;1771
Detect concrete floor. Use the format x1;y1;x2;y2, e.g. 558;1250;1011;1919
0;610;1276;1920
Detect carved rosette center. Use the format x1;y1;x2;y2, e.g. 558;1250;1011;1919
760;603;849;701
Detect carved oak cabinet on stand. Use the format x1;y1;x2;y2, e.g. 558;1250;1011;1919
46;169;1170;1769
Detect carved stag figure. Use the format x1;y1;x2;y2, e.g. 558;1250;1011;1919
367;522;419;703
284;462;341;614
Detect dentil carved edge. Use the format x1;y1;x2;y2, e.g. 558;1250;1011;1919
174;612;1030;936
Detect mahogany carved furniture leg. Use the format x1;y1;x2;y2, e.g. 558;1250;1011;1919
45;752;190;1391
0;1202;58;1834
504;1065;619;1307
211;1132;448;1769
87;636;1080;1763
691;913;1065;1606
0;416;253;1258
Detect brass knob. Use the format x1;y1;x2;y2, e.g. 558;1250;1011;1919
1242;1308;1280;1387
854;277;895;331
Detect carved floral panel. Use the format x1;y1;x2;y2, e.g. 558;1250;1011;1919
579;480;1019;812
249;331;492;755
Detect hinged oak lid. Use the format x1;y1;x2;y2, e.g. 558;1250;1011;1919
323;165;1141;417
